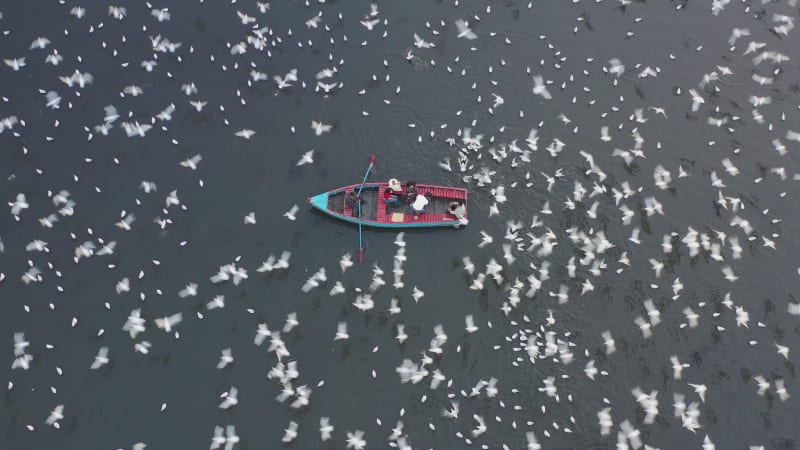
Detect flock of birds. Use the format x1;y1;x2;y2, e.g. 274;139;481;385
1;0;799;449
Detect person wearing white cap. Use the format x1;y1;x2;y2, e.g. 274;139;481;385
388;178;402;193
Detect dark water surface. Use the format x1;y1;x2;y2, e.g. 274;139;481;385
1;0;799;449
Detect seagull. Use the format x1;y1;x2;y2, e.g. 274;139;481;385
319;417;334;441
532;75;552;100
189;100;207;111
45;91;61;109
688;89;705;112
283;205;299;221
45;405;65;428
151;8;171;22
218;387;238;409
234;129;256;139
237;10;256;25
754;375;770;396
340;253;354;272
360;18;380;30
179;154;203;170
311;120;332;136
670;355;690;380
296;150;315;166
395;324;408;344
455;19;478;40
4;58;26;71
154;313;183;333
335;321;349;340
274;69;298;89
178;282;198;298
689;383;707;402
217;348;234;369
210;426;226;450
478;230;494;248
13;333;30;356
90;347;110;369
9;193;29;216
341;430;366;450
282;421;299;443
70;6;86;18
464;314;478;333
413;33;434;49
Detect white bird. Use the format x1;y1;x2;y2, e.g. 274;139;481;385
45;404;64;427
108;6;127;20
689;383;707;402
455;19;478;40
13;333;30;356
115;213;135;231
218;386;238;409
319;417;334;441
584;359;598;380
526;431;542;450
532;75;552;100
9;193;29;216
225;425;240;450
282;421;299;442
237;10;256;24
115;277;130;295
283;312;299;333
90;347;110;369
283;204;299;221
45;91;61;109
154;313;183;333
346;430;366;450
670;355;690;380
464;314;478;333
643;298;661;325
180;154;203;170
688;89;704;112
360;18;380;30
721;266;738;282
234;129;255;139
471;414;487;437
335;321;349;340
311;120;332;136
296;150;315;166
634;316;652;339
413;33;434;49
775;379;790;402
754;375;770;396
210;426;226;450
25;239;49;253
4;57;26;71
395;324;408;344
189;100;207;112
178;282;198;298
151;8;171;22
217;348;234;369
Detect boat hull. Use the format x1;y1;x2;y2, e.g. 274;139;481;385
308;183;467;228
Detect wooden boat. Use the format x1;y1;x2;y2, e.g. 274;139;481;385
307;183;468;228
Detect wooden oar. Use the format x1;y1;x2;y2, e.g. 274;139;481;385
356;155;376;262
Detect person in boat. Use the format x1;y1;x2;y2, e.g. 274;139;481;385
345;190;364;216
404;180;418;204
448;201;466;220
412;193;430;219
388;178;402;193
383;187;399;206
